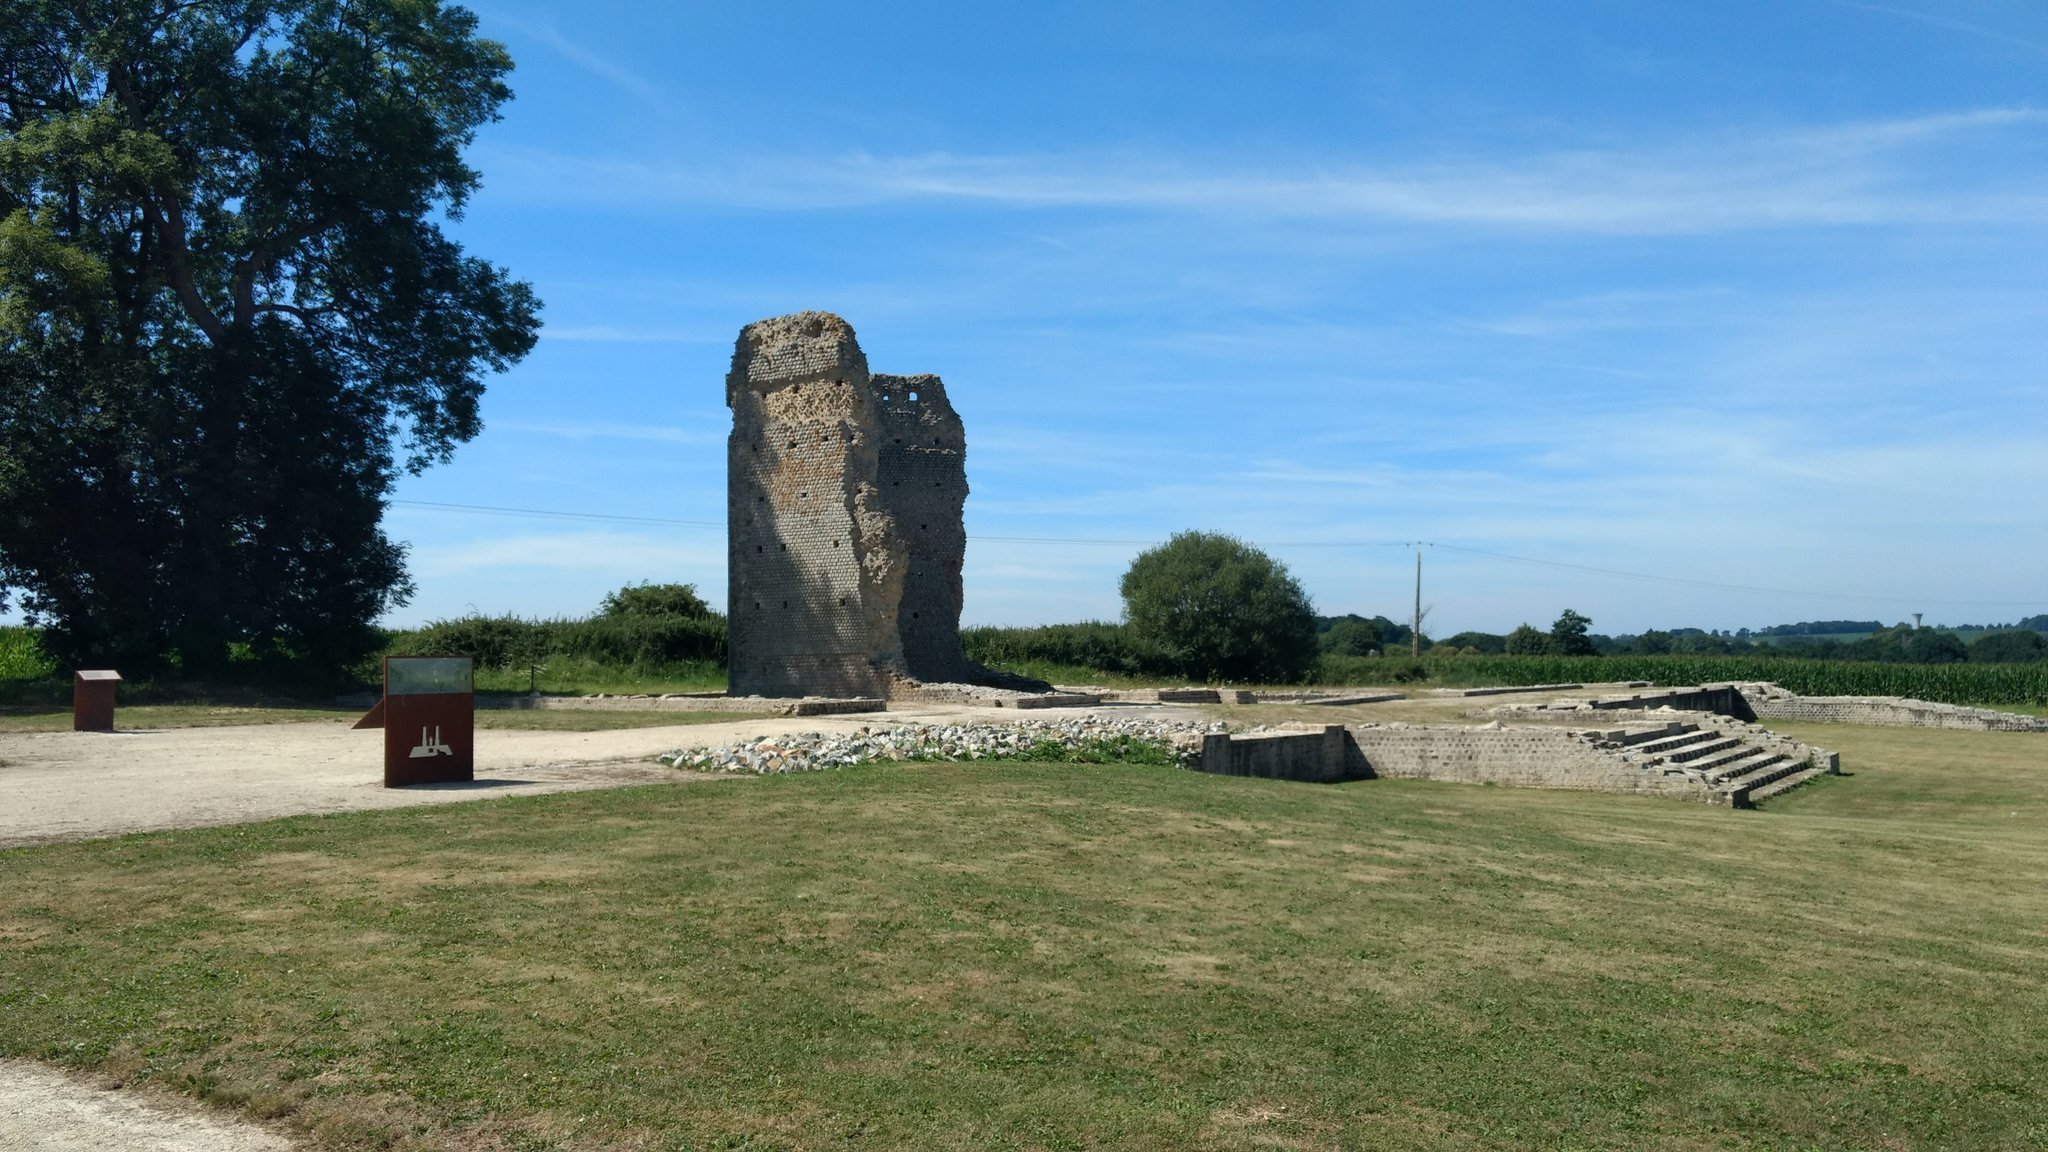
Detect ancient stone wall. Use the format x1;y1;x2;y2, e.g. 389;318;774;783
872;372;974;683
727;313;906;698
725;312;1044;699
1745;694;2048;732
1347;726;1721;800
1586;685;1755;720
1197;726;1358;783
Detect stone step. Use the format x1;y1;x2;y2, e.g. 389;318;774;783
1614;724;1693;747
1743;764;1832;804
1701;750;1788;785
1630;729;1717;757
1722;756;1803;792
1684;743;1766;776
1660;735;1745;764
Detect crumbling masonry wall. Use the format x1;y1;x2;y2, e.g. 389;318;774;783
726;313;905;698
1347;726;1718;799
1744;693;2048;732
872;372;976;684
726;312;1032;698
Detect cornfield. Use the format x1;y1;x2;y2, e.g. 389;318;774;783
1420;655;2048;707
0;626;54;681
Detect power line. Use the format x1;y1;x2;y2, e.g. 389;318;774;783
1423;542;2043;608
392;501;1411;547
392;500;721;528
388;499;2046;609
970;535;1415;547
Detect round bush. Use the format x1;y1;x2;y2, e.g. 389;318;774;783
1119;531;1317;683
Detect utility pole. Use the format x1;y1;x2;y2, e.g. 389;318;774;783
1412;548;1423;660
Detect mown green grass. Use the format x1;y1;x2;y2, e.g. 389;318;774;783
3;725;2046;1149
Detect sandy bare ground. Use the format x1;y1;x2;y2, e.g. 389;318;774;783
0;1059;295;1151
0;702;1052;850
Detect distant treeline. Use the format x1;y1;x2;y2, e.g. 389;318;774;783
1752;615;2048;637
1752;620;1885;637
1312;615;2047;665
957;620;2047;705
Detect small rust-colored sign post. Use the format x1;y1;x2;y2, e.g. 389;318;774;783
73;669;122;732
376;656;474;787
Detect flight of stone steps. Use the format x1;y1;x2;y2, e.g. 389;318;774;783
1593;719;1838;807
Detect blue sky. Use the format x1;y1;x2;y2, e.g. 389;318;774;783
386;0;2048;635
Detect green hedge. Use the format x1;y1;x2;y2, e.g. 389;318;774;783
389;613;726;671
962;622;1171;678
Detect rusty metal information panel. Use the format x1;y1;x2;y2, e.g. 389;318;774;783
383;656;474;787
73;669;122;732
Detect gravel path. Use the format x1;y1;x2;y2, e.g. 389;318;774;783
0;701;1095;849
0;719;698;849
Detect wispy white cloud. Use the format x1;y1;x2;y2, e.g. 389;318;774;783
476;107;2048;233
487;14;675;107
1828;1;2048;56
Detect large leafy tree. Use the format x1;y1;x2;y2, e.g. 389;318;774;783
1968;629;2046;664
1120;531;1318;683
1548;608;1597;656
0;0;539;674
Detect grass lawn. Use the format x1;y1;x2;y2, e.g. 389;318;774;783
2;727;2045;1150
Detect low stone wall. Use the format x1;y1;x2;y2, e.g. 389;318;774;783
477;694;885;717
1432;683;1583;697
1196;725;1368;778
1194;723;1724;800
1102;688;1401;706
1588;685;1755;721
1293;692;1406;706
1197;725;1358;783
1347;725;1720;801
1748;695;2048;732
896;683;1104;709
1005;693;1108;710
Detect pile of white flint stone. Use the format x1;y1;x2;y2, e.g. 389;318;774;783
659;716;1228;775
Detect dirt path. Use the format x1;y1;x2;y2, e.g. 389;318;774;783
0;701;1047;850
0;1059;295;1151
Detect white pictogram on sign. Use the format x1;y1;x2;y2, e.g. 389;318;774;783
409;725;454;758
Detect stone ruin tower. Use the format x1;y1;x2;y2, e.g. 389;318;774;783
725;311;1045;698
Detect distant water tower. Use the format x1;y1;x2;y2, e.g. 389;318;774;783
1912;613;1923;629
